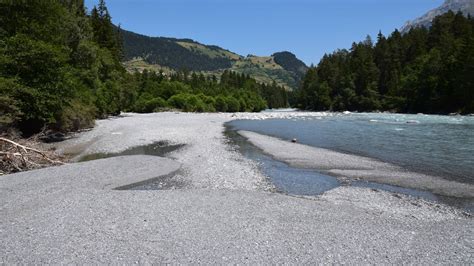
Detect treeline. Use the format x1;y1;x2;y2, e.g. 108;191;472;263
0;0;288;135
296;11;474;114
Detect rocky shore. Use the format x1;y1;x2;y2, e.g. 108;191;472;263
1;112;472;264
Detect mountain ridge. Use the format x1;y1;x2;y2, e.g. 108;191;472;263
119;28;308;89
401;0;474;32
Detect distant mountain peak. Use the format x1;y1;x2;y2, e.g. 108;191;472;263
401;0;474;33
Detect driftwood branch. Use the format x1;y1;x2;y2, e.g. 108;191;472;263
0;137;64;165
0;136;66;174
0;151;22;156
1;137;28;152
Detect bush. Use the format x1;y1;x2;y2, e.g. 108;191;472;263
226;96;240;112
134;95;168;113
148;98;169;112
56;101;96;132
215;96;228;112
198;94;216;112
245;96;267;112
167;93;207;112
0;95;22;129
167;93;189;110
157;81;191;99
0;78;23;129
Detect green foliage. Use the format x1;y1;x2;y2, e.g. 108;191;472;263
214;96;228;112
121;29;233;71
56;100;96;132
167;93;199;112
0;78;24;127
120;29;308;89
198;94;217;112
0;0;124;134
0;78;23;128
225;96;240;112
134;96;168;113
0;95;21;126
125;69;280;113
0;0;288;135
297;11;474;114
272;51;308;81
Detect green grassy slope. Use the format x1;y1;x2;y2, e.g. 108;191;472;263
120;28;308;90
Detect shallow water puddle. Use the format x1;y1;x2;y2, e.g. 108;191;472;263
79;141;184;162
115;172;188;191
79;142;186;190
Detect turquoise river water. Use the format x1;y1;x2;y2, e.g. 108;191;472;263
227;112;474;211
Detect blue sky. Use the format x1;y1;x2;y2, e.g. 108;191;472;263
84;0;443;65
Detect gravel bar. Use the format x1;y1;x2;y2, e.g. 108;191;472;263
1;112;472;264
239;130;474;198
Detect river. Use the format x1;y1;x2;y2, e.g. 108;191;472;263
226;111;474;211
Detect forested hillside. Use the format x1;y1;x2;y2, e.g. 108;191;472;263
297;11;474;114
0;0;288;136
272;51;308;81
121;29;238;71
120;28;308;89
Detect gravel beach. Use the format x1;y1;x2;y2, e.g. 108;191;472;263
1;112;472;264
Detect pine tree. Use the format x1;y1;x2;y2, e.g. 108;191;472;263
90;0;122;61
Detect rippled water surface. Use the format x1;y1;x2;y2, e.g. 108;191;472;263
229;112;474;184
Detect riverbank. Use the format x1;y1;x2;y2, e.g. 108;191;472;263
238;130;474;198
1;112;472;263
